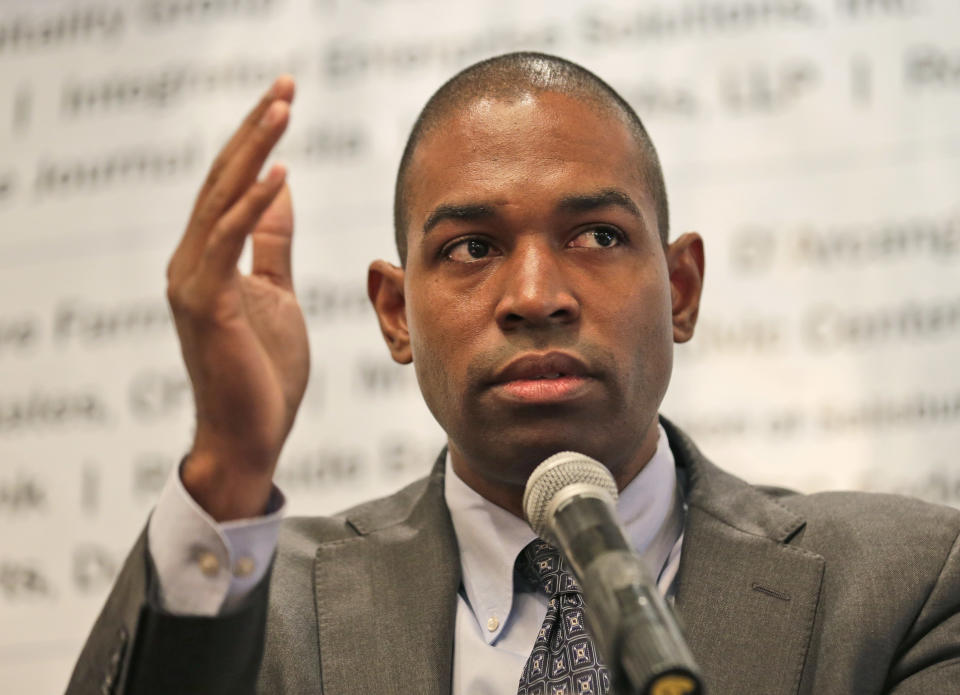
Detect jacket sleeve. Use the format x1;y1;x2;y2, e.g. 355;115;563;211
886;526;960;693
64;529;272;695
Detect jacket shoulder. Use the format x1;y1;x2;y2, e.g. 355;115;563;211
772;487;960;547
765;487;960;600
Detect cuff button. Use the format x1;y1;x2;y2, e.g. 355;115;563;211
197;551;220;577
233;556;256;578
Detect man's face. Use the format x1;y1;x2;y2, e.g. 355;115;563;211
376;91;701;504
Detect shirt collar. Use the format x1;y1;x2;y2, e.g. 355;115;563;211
444;423;680;644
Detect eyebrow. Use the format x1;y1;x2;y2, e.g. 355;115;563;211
420;188;645;237
557;189;644;220
422;203;496;237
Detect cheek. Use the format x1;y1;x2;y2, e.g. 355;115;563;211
610;278;675;385
406;294;443;383
408;311;451;425
408;280;489;355
405;284;481;409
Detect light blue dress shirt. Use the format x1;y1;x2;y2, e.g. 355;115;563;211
148;423;684;693
444;424;684;693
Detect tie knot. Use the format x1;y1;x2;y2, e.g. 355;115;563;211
519;539;581;597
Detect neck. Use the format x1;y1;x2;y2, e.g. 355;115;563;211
448;423;661;519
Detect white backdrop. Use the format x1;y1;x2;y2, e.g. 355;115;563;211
1;0;959;691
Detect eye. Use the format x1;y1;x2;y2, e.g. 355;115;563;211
445;238;499;263
569;226;624;249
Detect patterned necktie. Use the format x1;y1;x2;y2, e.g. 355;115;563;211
517;539;611;695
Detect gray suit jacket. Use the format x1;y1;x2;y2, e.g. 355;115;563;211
68;421;960;694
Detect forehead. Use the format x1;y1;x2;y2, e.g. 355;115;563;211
404;92;655;235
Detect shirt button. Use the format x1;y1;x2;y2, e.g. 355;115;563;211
487;616;499;632
234;556;256;578
197;551;220;577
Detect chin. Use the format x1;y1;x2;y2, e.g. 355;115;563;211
462;425;622;485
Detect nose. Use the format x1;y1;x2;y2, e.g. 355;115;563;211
494;241;581;331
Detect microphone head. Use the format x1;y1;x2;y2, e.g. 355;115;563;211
523;451;619;538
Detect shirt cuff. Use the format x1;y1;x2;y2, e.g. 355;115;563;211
147;461;286;616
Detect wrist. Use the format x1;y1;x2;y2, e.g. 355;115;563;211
181;449;276;521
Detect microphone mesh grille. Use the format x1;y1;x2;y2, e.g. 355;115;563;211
522;451;619;537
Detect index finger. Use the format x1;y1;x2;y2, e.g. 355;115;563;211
173;76;295;271
197;75;296;201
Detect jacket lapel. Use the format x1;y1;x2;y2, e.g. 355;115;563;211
313;456;460;695
311;423;825;695
664;420;825;695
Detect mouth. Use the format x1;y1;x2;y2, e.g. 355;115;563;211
490;352;593;403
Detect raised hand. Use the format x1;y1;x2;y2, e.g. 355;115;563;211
167;76;310;520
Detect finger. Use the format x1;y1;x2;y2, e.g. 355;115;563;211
197;164;288;284
174;77;294;271
191;99;291;239
199;75;295;200
252;184;294;289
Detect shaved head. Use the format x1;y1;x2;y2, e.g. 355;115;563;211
393;51;670;264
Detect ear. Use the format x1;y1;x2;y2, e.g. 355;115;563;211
666;232;705;343
367;259;412;364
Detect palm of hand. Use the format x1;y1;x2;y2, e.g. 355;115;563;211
182;188;310;477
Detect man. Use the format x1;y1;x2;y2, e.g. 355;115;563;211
68;53;960;694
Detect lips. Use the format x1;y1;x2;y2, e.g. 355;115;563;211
490;352;593;403
492;352;589;382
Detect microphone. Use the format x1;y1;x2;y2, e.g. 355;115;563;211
523;451;703;695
